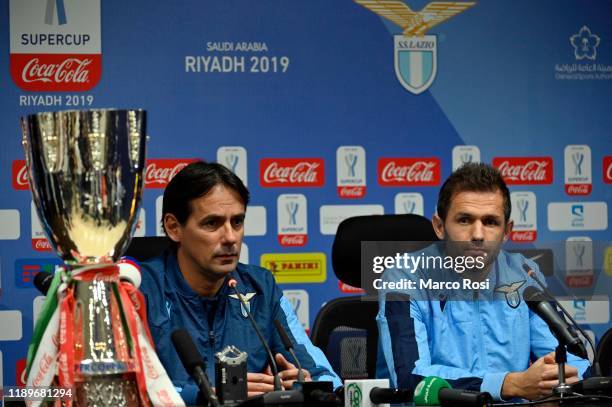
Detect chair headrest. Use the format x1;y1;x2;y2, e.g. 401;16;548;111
331;214;438;288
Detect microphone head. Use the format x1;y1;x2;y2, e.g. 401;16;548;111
228;278;238;288
34;271;54;295
523;285;546;303
413;376;451;405
171;329;205;376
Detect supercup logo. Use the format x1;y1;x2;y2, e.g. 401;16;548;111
564;145;592;195
260;158;325;187
377;158;440;186
31;201;52;252
217;146;248;186
277;194;308;247
492;157;553;185
12;160;30;190
565;237;594;288
604;156;612;184
144;159;198;188
9;0;102;91
510;191;537;242
337;146;366;198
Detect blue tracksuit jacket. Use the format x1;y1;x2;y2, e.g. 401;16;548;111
140;249;341;404
377;245;590;401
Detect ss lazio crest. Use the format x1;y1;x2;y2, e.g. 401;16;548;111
354;1;475;95
494;281;526;309
229;292;256;317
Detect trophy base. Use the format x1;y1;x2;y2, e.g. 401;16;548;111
75;375;140;407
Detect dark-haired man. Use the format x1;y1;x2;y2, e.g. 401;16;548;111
139;161;341;404
377;163;589;401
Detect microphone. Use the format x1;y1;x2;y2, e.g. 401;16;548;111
523;286;588;359
273;319;305;383
345;379;412;406
228;278;282;391
570;376;612;396
34;271;54;295
413;377;492;406
522;263;598;374
171;329;221;407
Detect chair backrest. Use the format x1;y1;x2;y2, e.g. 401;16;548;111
124;236;170;262
311;214;437;380
596;327;612;376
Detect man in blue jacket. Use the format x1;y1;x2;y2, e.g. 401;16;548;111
377;163;590;401
140;161;341;404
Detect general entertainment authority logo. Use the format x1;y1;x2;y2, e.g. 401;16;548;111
354;1;475;94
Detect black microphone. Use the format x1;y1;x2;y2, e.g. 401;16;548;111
369;387;413;404
34;271;54;295
273;319;305;383
171;329;221;407
523;286;588;359
570;376;612;396
438;388;492;406
522;263;599;374
228;279;282;391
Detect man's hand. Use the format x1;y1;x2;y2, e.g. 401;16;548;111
275;353;311;389
247;371;276;397
247;353;312;397
501;352;580;400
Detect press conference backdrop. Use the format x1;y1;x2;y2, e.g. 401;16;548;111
1;0;611;387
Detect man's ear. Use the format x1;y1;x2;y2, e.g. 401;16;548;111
163;213;182;243
503;219;514;242
432;213;446;240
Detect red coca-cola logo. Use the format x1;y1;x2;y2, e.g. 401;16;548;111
12;160;30;190
338;281;365;294
377;158;440;186
565;275;593;288
32;238;52;252
337;186;366;199
604;156;612;184
10;54;102;92
278;234;307;247
260;158;324;187
492;157;553;185
565;184;592;195
510;231;537;242
145;159;199;188
16;358;27;387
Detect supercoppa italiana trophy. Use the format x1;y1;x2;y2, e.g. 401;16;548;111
22;109;184;407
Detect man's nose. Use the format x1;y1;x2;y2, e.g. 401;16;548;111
221;222;238;244
471;221;485;242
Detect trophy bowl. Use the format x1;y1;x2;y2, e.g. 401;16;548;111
21;109;147;265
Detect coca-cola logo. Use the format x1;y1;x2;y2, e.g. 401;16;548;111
145;159;199;188
565;184;592;195
492;157;553;185
141;347;160;380
604;156;612;184
32;238;52;252
279;234;307;247
510;231;537;242
22;57;91;83
260;158;325;187
11;54;102;92
338;186;365;198
338;282;365;294
377;158;440;186
12;160;30;190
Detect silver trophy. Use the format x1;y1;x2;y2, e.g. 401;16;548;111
22;109;147;406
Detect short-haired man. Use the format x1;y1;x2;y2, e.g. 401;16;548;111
377;163;589;401
139;161;341;404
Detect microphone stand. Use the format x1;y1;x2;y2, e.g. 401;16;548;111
554;344;573;398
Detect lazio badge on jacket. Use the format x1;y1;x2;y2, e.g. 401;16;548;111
229;292;257;317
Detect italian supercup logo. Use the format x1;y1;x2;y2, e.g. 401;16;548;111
9;0;102;91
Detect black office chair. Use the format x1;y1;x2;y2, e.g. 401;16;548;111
124;236;169;262
310;214;437;380
595;327;612;376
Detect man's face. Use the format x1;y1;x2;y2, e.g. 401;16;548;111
165;184;245;280
433;190;513;270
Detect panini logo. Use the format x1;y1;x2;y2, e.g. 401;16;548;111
354;1;475;94
260;253;326;283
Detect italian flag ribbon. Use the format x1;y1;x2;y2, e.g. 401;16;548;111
25;263;184;407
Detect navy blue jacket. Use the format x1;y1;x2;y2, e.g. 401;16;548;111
140;249;341;404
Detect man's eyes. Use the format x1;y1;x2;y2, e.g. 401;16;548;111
231;218;245;228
